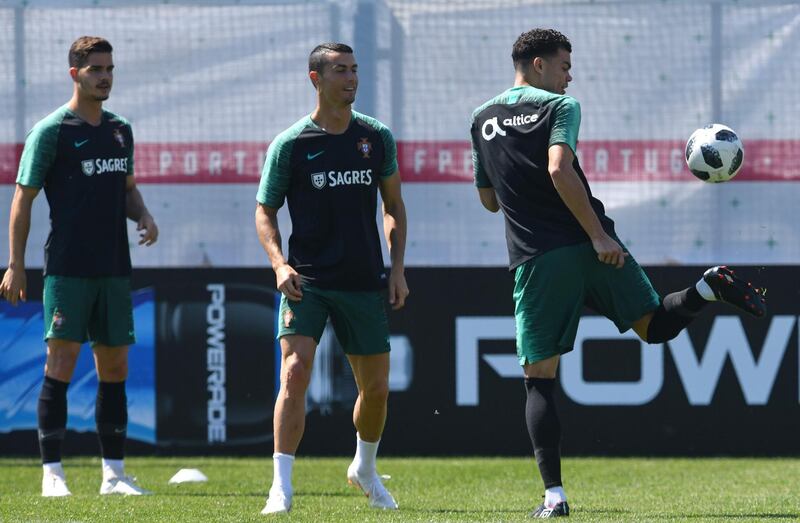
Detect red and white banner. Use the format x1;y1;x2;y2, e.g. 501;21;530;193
1;140;798;184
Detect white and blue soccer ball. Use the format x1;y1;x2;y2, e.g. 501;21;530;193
685;123;744;183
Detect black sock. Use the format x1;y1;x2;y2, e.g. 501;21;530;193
96;381;127;460
38;376;69;464
647;287;708;343
524;377;562;490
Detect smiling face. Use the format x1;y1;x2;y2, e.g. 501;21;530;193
72;52;114;101
310;51;358;107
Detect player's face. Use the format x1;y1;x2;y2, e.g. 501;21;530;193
318;52;358;106
74;52;114;101
540;49;572;94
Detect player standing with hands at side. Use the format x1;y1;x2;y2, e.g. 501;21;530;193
1;36;158;497
255;43;408;515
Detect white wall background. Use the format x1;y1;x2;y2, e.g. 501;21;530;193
1;0;798;268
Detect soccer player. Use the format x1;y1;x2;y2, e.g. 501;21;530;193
470;29;766;518
255;43;408;514
0;36;158;497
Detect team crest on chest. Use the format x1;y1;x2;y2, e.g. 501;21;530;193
81;159;95;176
357;138;372;159
113;128;126;148
310;171;327;189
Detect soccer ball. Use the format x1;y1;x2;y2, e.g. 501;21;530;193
685;124;744;183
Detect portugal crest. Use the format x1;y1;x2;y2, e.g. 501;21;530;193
113;128;126;148
357;138;372;159
81;159;95;176
52;309;65;329
310;171;327;189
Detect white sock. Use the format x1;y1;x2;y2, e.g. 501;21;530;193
544;486;567;508
272;452;294;492
352;432;380;477
102;458;125;480
43;462;65;478
696;277;717;301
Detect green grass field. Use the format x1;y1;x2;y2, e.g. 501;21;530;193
1;457;798;522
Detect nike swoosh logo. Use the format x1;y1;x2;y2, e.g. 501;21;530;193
307;150;324;160
74;139;89;148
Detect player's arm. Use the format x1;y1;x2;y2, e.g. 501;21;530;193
255;203;302;301
478;188;499;213
548;144;626;268
255;134;302;301
3;120;53;305
1;184;39;305
471;124;499;212
125;175;158;246
379;172;409;310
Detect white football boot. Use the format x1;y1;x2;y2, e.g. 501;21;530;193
346;463;398;510
99;475;152;495
261;485;293;515
42;470;72;497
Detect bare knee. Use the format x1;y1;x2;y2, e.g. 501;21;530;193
281;353;313;396
94;346;129;382
523;355;560;379
632;312;654;342
45;342;81;382
359;379;389;406
98;359;128;382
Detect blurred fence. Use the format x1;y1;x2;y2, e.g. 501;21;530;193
0;0;798;267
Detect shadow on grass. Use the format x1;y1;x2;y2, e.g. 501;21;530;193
399;508;529;515
578;507;631;515
579;510;799;521
159;491;266;497
161;490;358;499
680;515;799;520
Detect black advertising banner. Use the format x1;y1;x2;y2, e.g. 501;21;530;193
1;266;798;456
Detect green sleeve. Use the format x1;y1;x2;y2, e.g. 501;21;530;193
352;112;398;177
256;134;294;208
16;121;60;188
549;96;581;154
378;126;398;177
471;123;491;188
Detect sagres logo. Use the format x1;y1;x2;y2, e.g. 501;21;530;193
311;171;327;189
81;160;95;176
481;112;540;141
81;158;129;176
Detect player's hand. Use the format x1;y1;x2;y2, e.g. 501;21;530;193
276;263;303;301
137;214;159;246
388;267;409;310
0;267;27;306
591;234;628;269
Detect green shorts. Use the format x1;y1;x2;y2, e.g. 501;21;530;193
513;241;660;365
43;275;135;347
277;285;390;356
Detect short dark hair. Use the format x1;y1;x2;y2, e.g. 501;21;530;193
308;42;354;73
512;29;571;70
69;36;113;68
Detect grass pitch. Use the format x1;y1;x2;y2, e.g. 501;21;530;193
0;456;798;522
